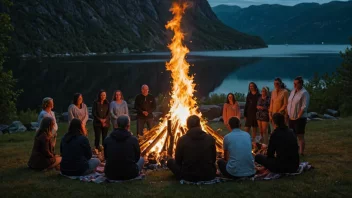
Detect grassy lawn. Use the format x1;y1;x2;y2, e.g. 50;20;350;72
0;118;351;198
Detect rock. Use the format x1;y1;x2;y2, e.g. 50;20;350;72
8;121;27;133
0;124;9;134
311;118;325;121
199;105;222;120
210;116;223;122
127;104;135;110
323;114;338;120
122;48;130;54
308;112;319;118
326;109;339;117
23;122;39;131
61;112;69;122
130;113;137;121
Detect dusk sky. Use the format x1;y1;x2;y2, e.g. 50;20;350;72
208;0;349;7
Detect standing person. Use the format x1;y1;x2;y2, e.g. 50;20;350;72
60;118;100;176
38;97;58;148
28;117;61;171
269;78;289;124
104;115;144;180
256;87;271;144
287;76;310;156
68;93;89;135
222;93;241;131
217;117;255;179
110;90;129;129
244;82;261;141
255;113;299;173
167;115;216;182
134;84;156;137
92;90;110;151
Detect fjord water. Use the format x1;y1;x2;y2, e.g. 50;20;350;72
7;45;348;111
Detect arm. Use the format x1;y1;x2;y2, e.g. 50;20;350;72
267;133;276;158
279;90;289;112
124;101;129;115
175;138;183;166
134;96;144;114
109;102;118;119
68;105;74;123
148;95;157;114
269;92;274;113
222;104;227;124
262;97;270;111
92;101;99;119
104;102;110;119
297;92;309;118
211;138;216;164
244;95;249;118
223;136;229;161
237;104;241;120
82;104;89;125
81;136;92;160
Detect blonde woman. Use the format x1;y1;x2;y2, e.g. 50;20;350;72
110;90;129;129
256;87;270;144
269;78;289;123
38;97;58;148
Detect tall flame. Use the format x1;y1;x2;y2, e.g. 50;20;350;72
139;2;223;158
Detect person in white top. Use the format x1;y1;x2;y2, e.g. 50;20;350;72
38;97;58;148
287;76;310;156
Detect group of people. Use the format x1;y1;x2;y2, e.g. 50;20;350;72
222;76;309;156
27;76;309;182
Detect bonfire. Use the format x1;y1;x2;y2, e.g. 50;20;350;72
139;2;224;163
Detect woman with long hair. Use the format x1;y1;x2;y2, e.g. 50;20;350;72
110;90;129;129
68;93;89;135
92;90;110;151
256;87;271;144
28;117;61;171
60;118;100;176
222;93;241;131
244;82;261;141
269;78;289;124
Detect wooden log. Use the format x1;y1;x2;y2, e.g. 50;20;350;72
141;129;167;156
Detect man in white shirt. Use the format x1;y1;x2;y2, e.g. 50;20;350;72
287;76;310;156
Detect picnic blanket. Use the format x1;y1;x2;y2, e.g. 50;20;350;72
60;162;145;183
180;162;313;185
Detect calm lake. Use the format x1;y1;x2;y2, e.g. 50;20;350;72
6;44;349;112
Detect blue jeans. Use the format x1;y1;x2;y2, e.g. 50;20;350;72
136;118;154;136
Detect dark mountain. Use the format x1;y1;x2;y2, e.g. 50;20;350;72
3;0;266;57
212;1;352;44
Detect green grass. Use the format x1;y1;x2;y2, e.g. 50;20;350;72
0;118;352;198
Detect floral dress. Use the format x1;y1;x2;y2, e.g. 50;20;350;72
256;96;270;122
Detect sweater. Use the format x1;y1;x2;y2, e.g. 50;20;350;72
68;103;89;125
60;134;92;176
104;128;140;180
28;132;56;170
134;94;156;119
92;100;110;127
222;102;241;124
175;127;216;182
110;100;129;126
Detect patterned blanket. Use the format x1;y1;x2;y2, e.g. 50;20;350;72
180;162;313;185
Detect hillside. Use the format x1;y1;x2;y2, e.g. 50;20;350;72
212;1;352;44
2;0;266;57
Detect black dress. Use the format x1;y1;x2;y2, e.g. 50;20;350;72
244;92;261;127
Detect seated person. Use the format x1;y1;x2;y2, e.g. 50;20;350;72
217;117;256;179
60;119;100;176
167;115;216;182
28;117;61;171
104;115;144;180
255;113;299;173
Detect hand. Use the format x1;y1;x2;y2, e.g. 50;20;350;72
261;144;268;149
143;111;149;116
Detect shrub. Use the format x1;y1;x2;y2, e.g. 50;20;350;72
17;109;38;124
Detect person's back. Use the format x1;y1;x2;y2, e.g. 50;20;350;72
224;129;255;177
268;127;299;172
60;134;92;176
176;126;216;182
104;128;140;180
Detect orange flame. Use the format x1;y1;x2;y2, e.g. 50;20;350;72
140;2;223;157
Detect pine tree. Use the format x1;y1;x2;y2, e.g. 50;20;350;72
338;37;352;115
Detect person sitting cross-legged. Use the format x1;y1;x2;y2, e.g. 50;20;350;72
167;115;216;182
104;115;145;180
217;117;256;179
255;113;299;173
60;118;100;176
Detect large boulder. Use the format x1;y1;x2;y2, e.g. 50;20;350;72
199;105;222;120
326;109;339;117
323;114;338;120
8;121;27;133
308;112;319;119
0;124;9;134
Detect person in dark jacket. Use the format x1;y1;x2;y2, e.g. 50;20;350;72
255;113;299;173
244;82;261;141
167;115;216;182
60;118;100;176
104;115;145;180
134;84;156;136
28;117;61;171
92;90;110;151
